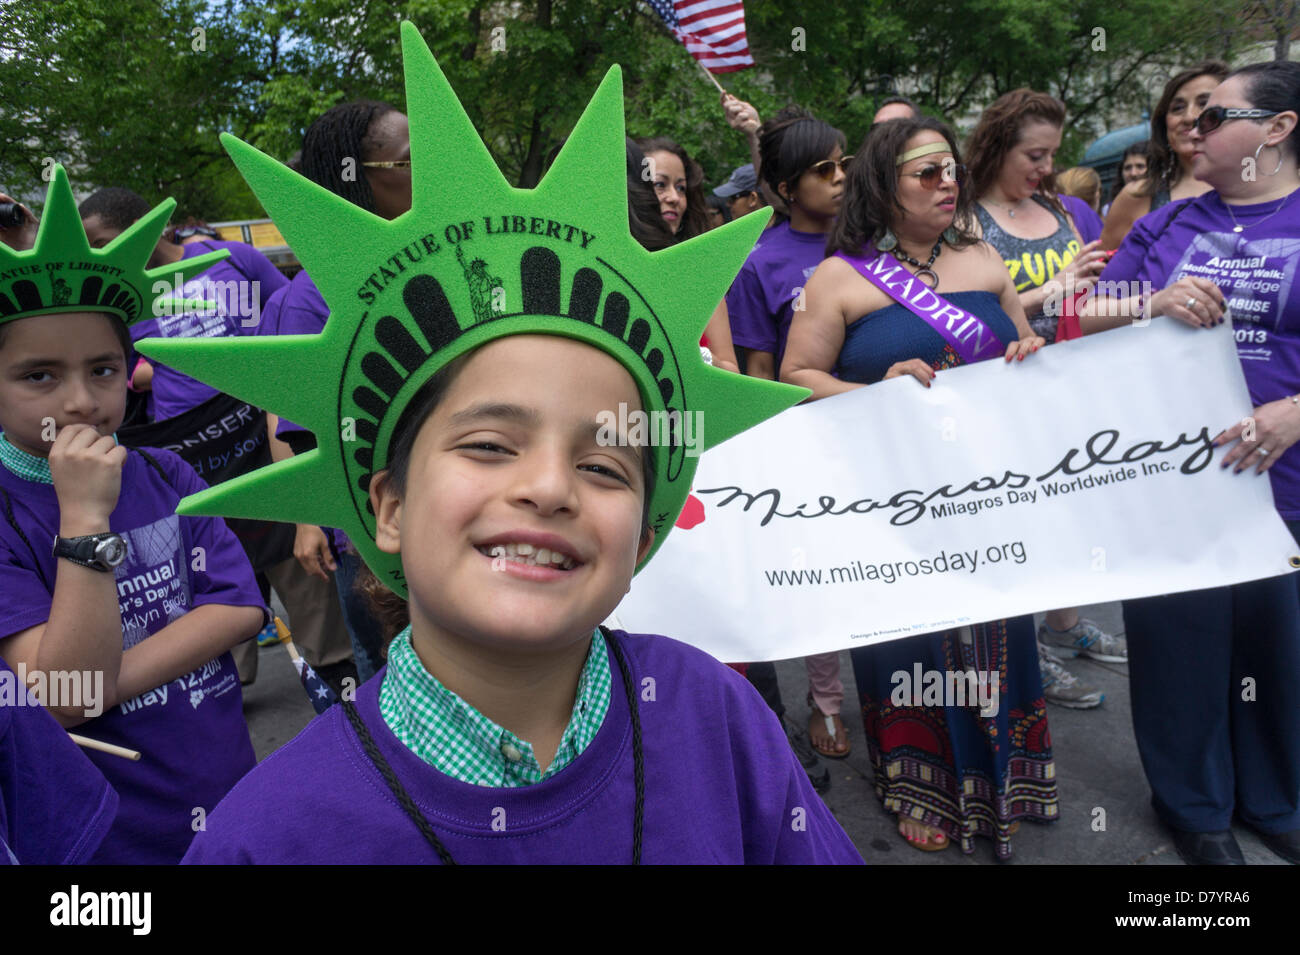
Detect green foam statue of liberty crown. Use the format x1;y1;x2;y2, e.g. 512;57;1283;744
0;166;227;328
135;21;808;597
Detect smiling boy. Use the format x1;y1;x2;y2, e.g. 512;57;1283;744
155;23;862;864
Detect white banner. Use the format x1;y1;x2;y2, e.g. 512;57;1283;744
616;318;1300;662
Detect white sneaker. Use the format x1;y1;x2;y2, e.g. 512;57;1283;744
1038;619;1127;663
1038;642;1104;709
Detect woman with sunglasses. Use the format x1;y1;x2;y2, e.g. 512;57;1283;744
727;108;856;764
1080;61;1300;866
1100;61;1229;249
966;89;1125;709
781;117;1052;859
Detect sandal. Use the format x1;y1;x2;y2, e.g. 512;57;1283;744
807;696;851;759
898;816;949;851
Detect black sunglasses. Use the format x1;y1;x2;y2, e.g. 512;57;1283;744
1193;106;1280;135
900;162;967;189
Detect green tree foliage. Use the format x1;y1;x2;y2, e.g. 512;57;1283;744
0;0;265;216
0;0;1262;218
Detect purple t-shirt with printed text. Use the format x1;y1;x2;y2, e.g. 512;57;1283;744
726;221;829;374
1;657;119;864
1101;188;1300;516
0;447;264;863
182;629;864;864
132;240;288;421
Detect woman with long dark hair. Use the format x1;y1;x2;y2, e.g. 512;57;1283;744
1083;60;1300;866
623;138;739;373
1100;61;1229;248
635;136;710;242
782;117;1052;859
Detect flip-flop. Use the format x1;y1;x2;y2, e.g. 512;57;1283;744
807;697;851;759
898;819;949;851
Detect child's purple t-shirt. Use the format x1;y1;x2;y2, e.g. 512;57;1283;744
0;657;119;864
1101;188;1300;516
0;447;264;863
131;241;288;421
725;221;829;373
182;629;864;864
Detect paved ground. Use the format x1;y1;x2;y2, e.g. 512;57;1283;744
241;598;1285;865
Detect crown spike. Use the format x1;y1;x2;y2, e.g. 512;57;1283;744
646;208;772;334
219;133;391;313
103;195;174;273
400;21;511;213
536;66;627;212
32;166;93;261
175;452;355;531
134;333;339;430
692;362;808;452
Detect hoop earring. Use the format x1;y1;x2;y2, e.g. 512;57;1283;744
875;229;898;252
1255;140;1285;176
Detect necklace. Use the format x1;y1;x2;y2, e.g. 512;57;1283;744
982;195;1029;218
1222;192;1292;234
895;240;943;289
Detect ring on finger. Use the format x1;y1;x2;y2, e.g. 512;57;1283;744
1185;297;1198;311
1259;447;1271;457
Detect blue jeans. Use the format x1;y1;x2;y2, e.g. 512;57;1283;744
332;546;387;684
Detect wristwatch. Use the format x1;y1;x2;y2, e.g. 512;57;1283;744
52;533;128;572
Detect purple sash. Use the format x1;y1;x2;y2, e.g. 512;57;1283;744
834;250;1004;364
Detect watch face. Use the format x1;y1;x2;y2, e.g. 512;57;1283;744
96;537;128;568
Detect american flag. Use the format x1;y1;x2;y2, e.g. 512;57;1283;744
292;654;339;715
284;634;340;715
648;0;754;73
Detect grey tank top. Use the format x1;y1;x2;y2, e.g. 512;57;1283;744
974;194;1081;342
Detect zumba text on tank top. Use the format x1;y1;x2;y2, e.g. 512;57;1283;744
974;194;1081;339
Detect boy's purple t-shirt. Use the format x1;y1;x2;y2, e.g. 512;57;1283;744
1101;188;1300;516
0;657;119;864
1059;194;1103;245
0;447;264;863
725;221;829;372
132;241;288;421
182;630;864;864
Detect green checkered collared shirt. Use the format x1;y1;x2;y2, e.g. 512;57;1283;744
378;625;611;787
0;432;53;484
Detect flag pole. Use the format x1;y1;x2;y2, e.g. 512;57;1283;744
692;53;727;95
69;733;142;761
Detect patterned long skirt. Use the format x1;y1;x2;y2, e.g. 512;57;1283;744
850;616;1058;859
